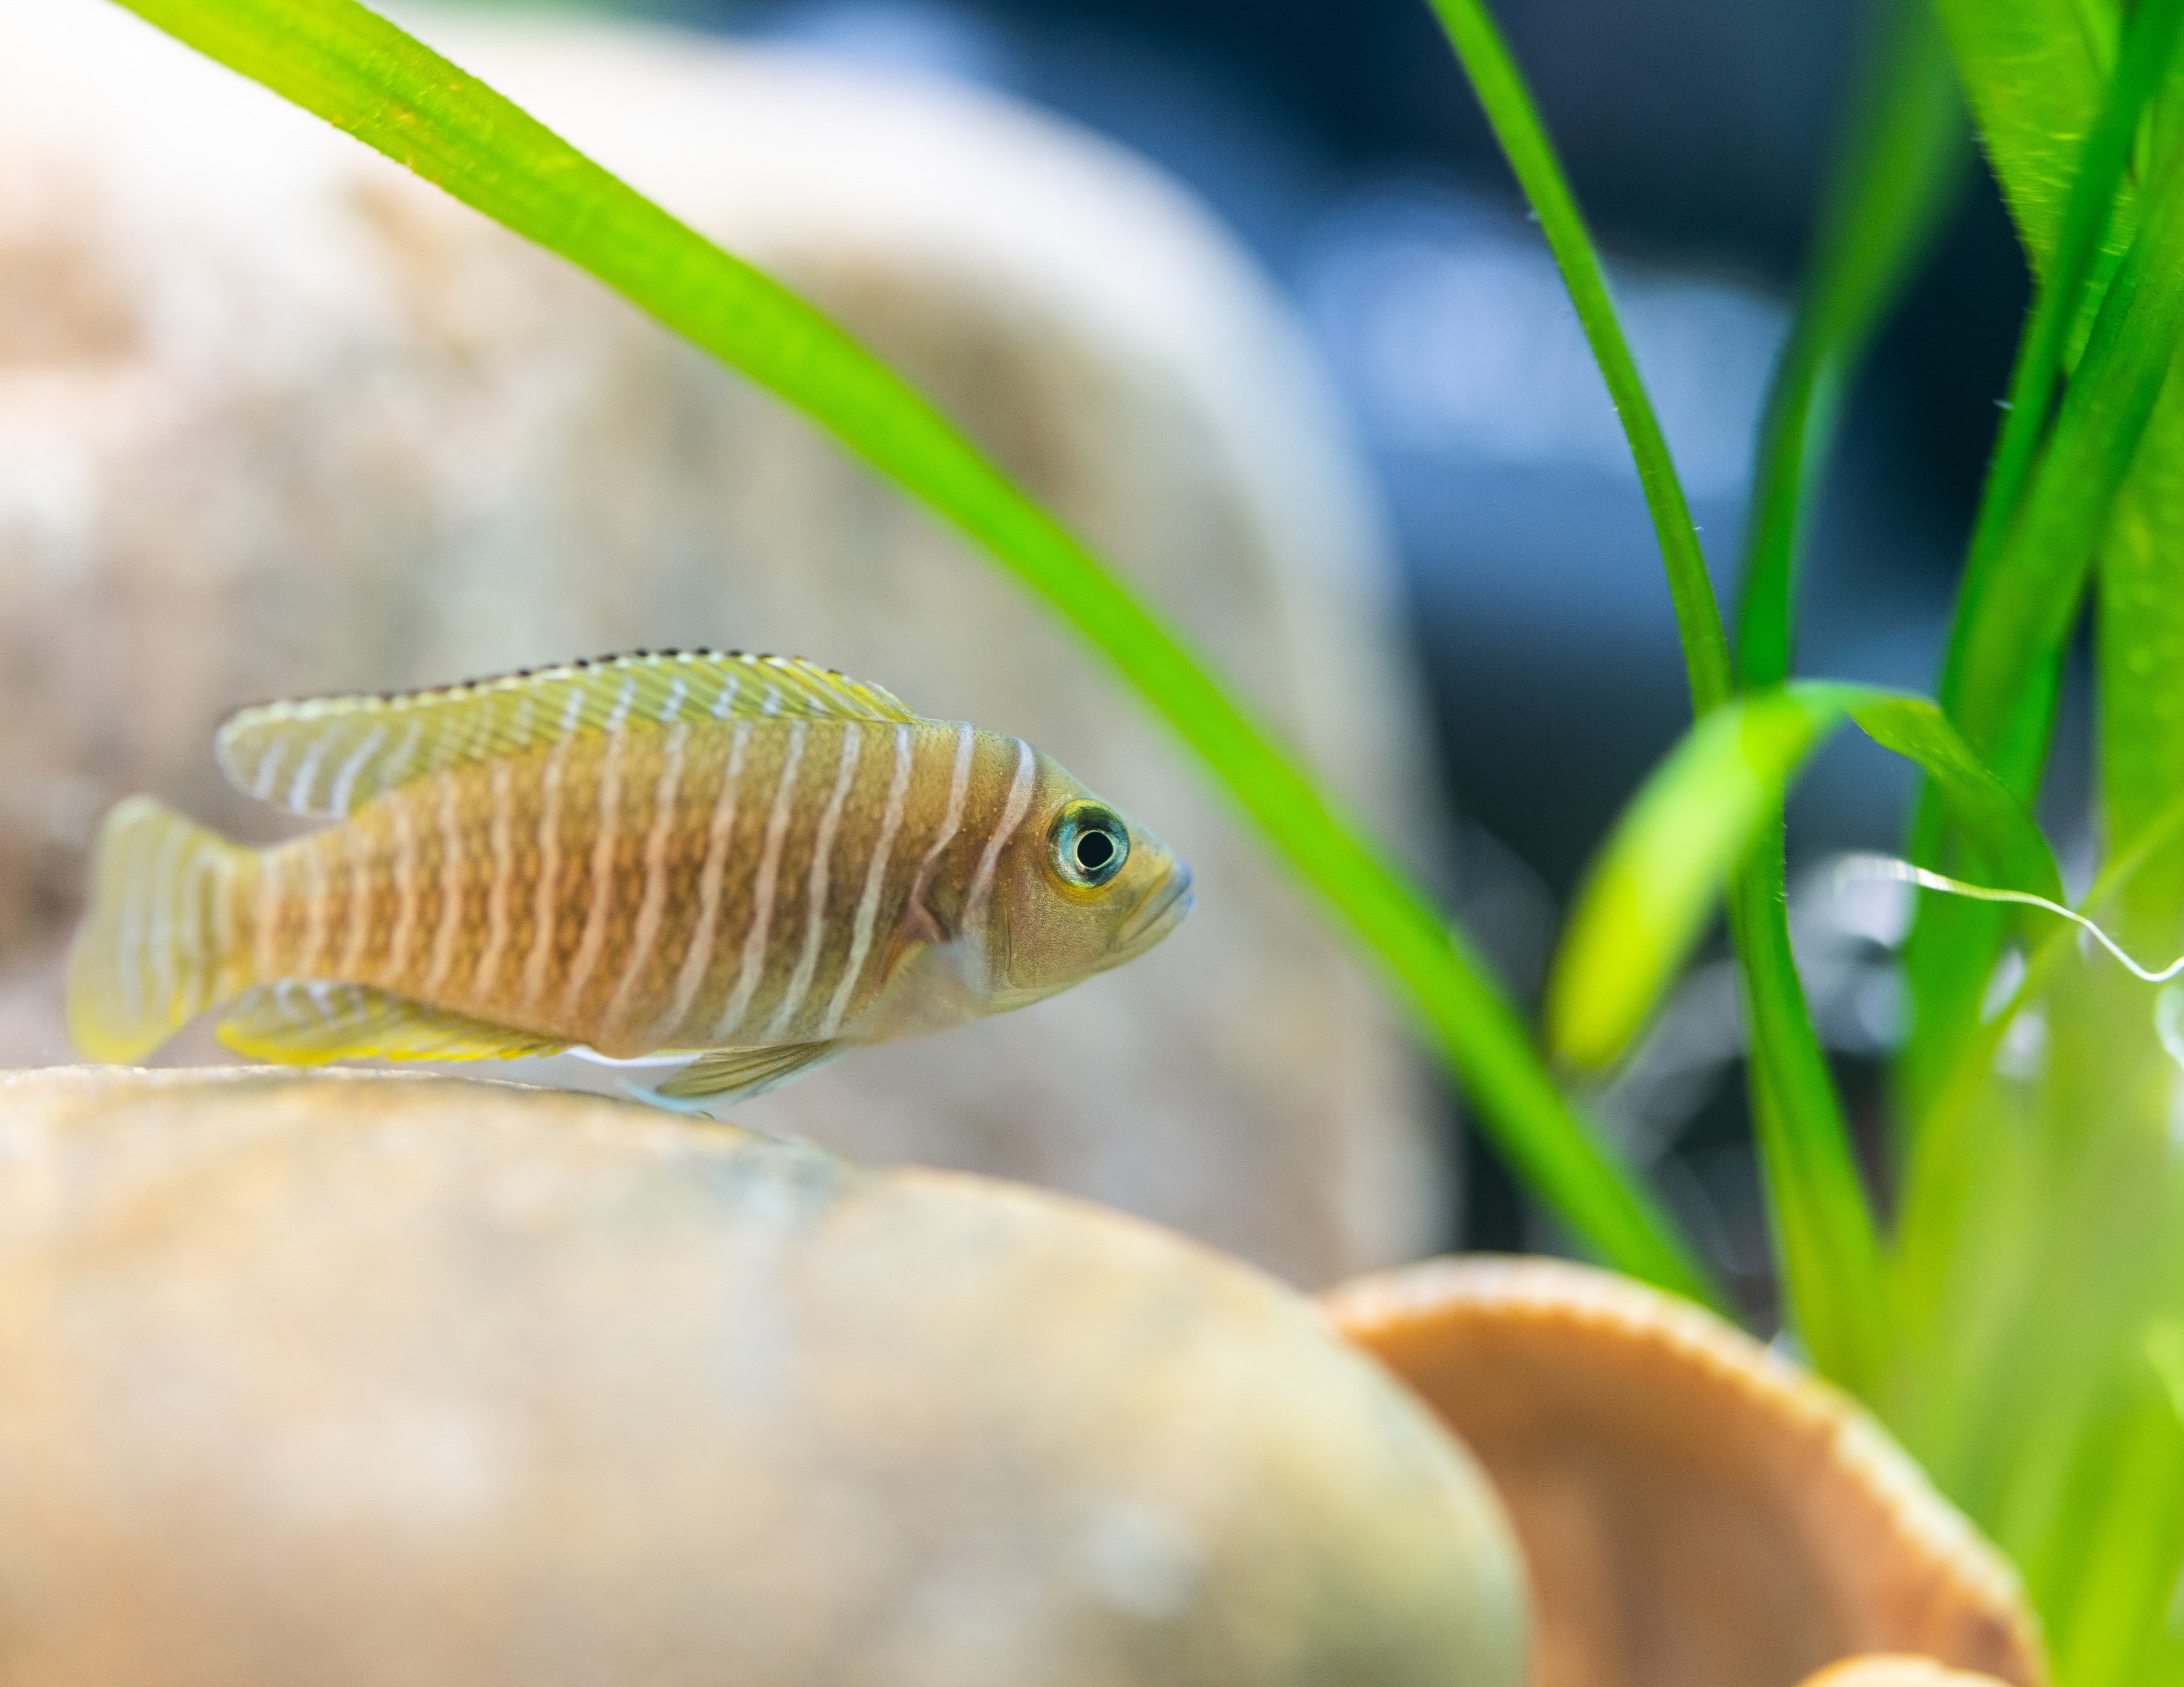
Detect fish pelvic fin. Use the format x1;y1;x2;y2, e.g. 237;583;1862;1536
630;1042;843;1114
67;796;256;1063
217;982;569;1065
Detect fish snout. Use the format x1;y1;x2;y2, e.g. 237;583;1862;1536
1119;861;1195;950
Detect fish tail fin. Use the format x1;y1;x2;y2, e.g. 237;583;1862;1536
67;796;255;1063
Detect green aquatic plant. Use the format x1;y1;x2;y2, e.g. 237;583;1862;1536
90;0;2184;1676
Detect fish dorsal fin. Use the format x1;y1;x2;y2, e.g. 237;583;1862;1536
215;650;919;817
217;980;569;1063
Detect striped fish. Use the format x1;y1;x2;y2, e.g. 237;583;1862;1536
66;650;1193;1106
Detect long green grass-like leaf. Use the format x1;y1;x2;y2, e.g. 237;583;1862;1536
2031;1323;2184;1687
1952;0;2182;625
1720;0;1962;1398
1910;0;2184;1121
100;0;1723;1303
1736;0;1964;688
1934;0;2121;264
1549;684;2060;1074
1422;0;1733;716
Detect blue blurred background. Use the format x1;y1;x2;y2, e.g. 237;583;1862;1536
618;0;2037;1264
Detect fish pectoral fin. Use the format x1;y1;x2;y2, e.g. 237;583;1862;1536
217;981;569;1064
642;1042;842;1106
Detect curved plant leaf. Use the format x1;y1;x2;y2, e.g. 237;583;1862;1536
1548;683;2060;1076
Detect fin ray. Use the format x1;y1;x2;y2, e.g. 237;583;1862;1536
215;650;920;818
67;798;249;1063
217;981;567;1064
642;1041;841;1107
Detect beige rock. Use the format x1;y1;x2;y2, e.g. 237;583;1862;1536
1323;1257;2044;1687
1798;1660;2017;1687
0;3;1445;1283
0;1065;1525;1687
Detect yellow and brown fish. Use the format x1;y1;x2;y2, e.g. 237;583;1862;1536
67;650;1193;1105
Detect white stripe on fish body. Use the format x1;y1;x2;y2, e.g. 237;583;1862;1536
658;720;752;1043
906;722;976;936
767;725;862;1040
251;739;285;802
520;690;590;1008
713;719;807;1040
962;737;1038;995
822;722;916;1038
423;769;467;997
295;823;332;979
606;716;690;1031
379;718;425;795
181;849;215;1014
558;697;634;1016
338;821;374;979
385;783;423;982
474;757;517;998
253;846;285;983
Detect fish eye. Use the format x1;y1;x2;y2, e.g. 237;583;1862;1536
1049;802;1130;889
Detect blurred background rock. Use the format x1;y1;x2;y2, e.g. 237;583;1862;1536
0;0;2035;1300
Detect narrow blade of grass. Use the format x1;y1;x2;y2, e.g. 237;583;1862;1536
1422;0;1732;716
1727;856;1889;1395
103;0;1721;1303
1736;0;1965;690
2036;1323;2184;1687
1952;0;2183;628
1720;0;1964;1398
1933;0;2123;265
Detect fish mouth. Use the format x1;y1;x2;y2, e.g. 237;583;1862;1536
1118;862;1195;950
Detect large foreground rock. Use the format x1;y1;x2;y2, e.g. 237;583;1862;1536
0;4;1443;1283
0;1067;1525;1687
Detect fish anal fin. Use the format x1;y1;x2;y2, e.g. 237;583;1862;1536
217;982;567;1065
641;1042;841;1108
215;650;920;818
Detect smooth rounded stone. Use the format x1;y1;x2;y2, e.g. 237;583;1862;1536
0;3;1444;1285
1798;1661;2017;1687
0;1066;1526;1687
1323;1258;2044;1687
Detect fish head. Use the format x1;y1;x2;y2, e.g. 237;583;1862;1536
978;753;1194;1011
